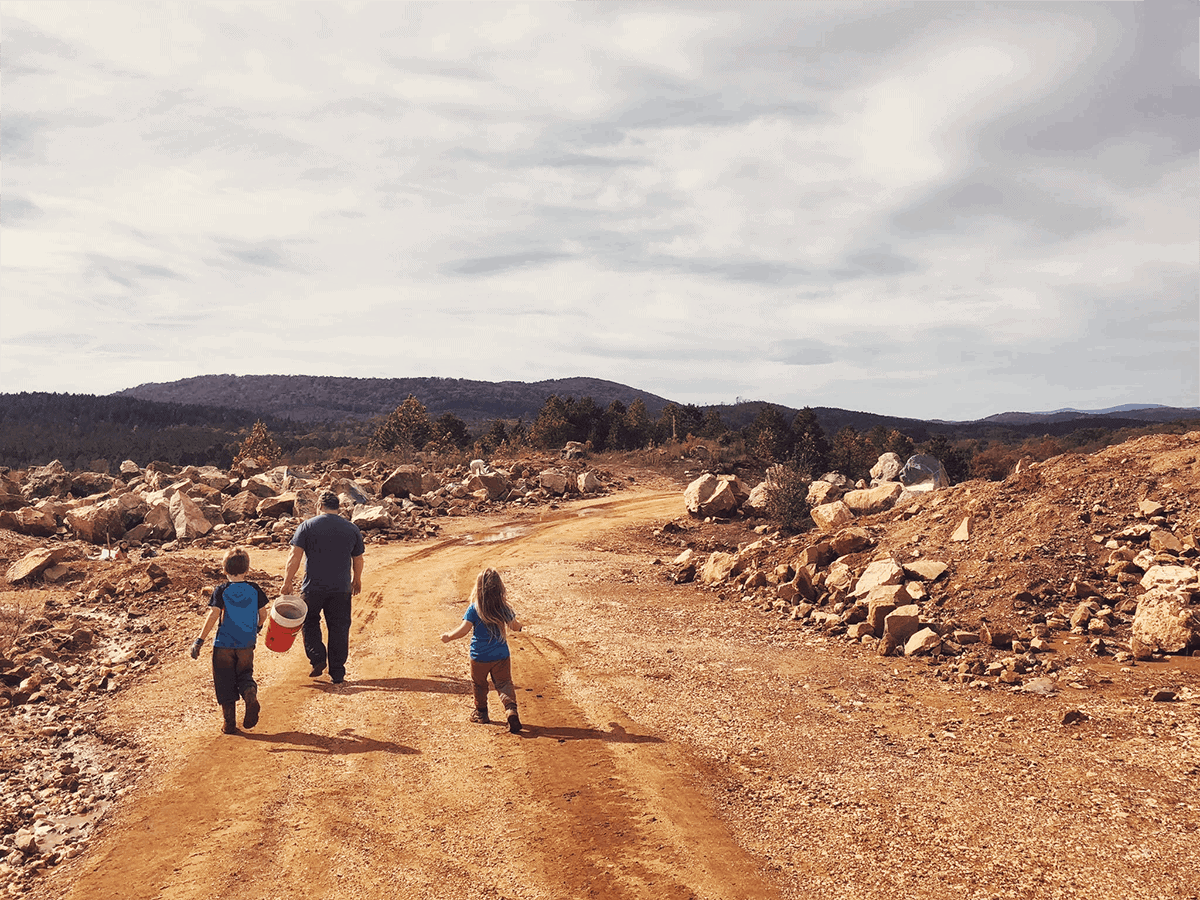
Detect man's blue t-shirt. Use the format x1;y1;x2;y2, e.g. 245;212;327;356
464;603;514;662
290;513;365;593
210;581;270;649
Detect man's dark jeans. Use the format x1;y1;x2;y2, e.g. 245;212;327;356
303;590;352;680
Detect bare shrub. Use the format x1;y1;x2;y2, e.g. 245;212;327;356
0;598;28;656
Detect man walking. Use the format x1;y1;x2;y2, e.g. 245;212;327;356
282;490;365;684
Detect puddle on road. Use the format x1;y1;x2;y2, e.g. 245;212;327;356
460;526;532;545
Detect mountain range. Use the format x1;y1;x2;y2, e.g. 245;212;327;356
111;374;1200;438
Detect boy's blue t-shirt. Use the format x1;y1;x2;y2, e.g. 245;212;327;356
464;603;514;662
210;580;270;649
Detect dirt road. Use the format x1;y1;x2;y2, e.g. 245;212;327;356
31;490;780;900
25;486;1200;900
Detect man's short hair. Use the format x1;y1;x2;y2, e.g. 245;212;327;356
319;490;340;510
224;547;250;576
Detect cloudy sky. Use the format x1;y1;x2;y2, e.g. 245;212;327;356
2;1;1197;420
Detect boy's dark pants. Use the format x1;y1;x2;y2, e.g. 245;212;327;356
212;647;257;705
470;657;517;712
303;590;352;679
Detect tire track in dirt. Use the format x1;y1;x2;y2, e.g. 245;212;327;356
32;491;782;900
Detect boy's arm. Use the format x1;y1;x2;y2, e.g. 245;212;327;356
440;620;473;643
190;608;221;659
255;584;271;628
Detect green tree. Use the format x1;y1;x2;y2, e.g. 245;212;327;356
789;407;829;476
746;404;791;462
529;395;574;449
625;398;653;448
431;412;469;449
368;395;432;454
477;419;509;454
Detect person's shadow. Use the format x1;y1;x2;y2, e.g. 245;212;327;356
516;721;663;745
242;728;418;755
306;675;472;696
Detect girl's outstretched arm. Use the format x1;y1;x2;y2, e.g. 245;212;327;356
441;620;473;643
509;616;523;632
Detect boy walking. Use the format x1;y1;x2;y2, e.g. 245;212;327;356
190;547;271;734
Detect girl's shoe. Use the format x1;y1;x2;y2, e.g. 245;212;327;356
506;709;521;734
221;703;238;734
469;708;490;724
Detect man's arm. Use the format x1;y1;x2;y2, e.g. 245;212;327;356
282;545;304;595
351;553;364;596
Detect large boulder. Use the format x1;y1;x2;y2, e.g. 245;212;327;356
540;470;570;495
700;551;736;585
806;480;842;507
222;491;260;523
65;498;130;544
169;491;212;540
382;466;425;498
22;460;72;500
842;482;903;515
810;500;854;532
743;482;771;515
257;493;297;519
6;547;68;583
14;507;57;537
684;474;738;518
351;505;393;530
853;558;905;597
577;471;601;493
467;472;511;500
898;454;950;491
1132;587;1200;658
869;452;903;484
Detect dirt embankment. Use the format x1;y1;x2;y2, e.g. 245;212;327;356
1;435;1198;900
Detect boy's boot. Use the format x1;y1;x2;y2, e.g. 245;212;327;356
505;706;521;734
242;687;260;729
221;703;238;734
469;707;489;724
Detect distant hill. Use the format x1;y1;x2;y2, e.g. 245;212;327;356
114;375;673;425
981;406;1200;426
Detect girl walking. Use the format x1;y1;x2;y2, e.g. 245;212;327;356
441;567;524;733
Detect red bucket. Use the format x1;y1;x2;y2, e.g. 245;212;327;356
265;596;307;653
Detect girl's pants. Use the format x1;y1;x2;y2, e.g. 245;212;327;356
470;657;517;712
212;647;256;705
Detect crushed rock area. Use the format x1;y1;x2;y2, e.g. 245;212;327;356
2;435;1199;898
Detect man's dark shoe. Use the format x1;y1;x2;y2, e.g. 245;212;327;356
242;687;260;729
309;665;325;677
221;703;238;735
330;674;344;684
506;709;521;734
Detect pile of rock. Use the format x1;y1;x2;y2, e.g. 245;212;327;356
0;457;611;553
681;453;951;525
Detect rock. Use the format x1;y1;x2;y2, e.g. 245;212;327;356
1140;565;1199;592
842;482;903;515
65;500;128;544
22;460;72;499
15;506;57;537
169;492;212;541
898;455;950;490
952;629;981;645
950;516;971;542
1151;689;1178;702
883;605;921;643
141;501;174;540
577;471;601;493
562;440;586;459
866;588;905;633
467;472;511;500
673;549;695;566
540;470;570;495
830;527;873;556
700;551;736;586
257;493;297;518
795;541;834;569
869;452;903;484
806;480;841;506
847;622;875;640
6;548;67;583
1131;587;1200;658
1061;710;1088;725
902;559;948;581
811;500;854;532
904;627;942;656
853;559;905;597
382;466;425;498
1138;499;1165;518
119;459;141;478
683;474;737;517
294;488;320;519
743;482;771;515
351;505;392;530
1150;530;1183;554
1070;601;1098;628
221;491;260;523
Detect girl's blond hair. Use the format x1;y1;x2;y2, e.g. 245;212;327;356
470;568;512;638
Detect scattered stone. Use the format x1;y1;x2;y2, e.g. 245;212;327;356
1151;688;1178;702
950;517;971;542
1061;710;1088;725
810;500;855;532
